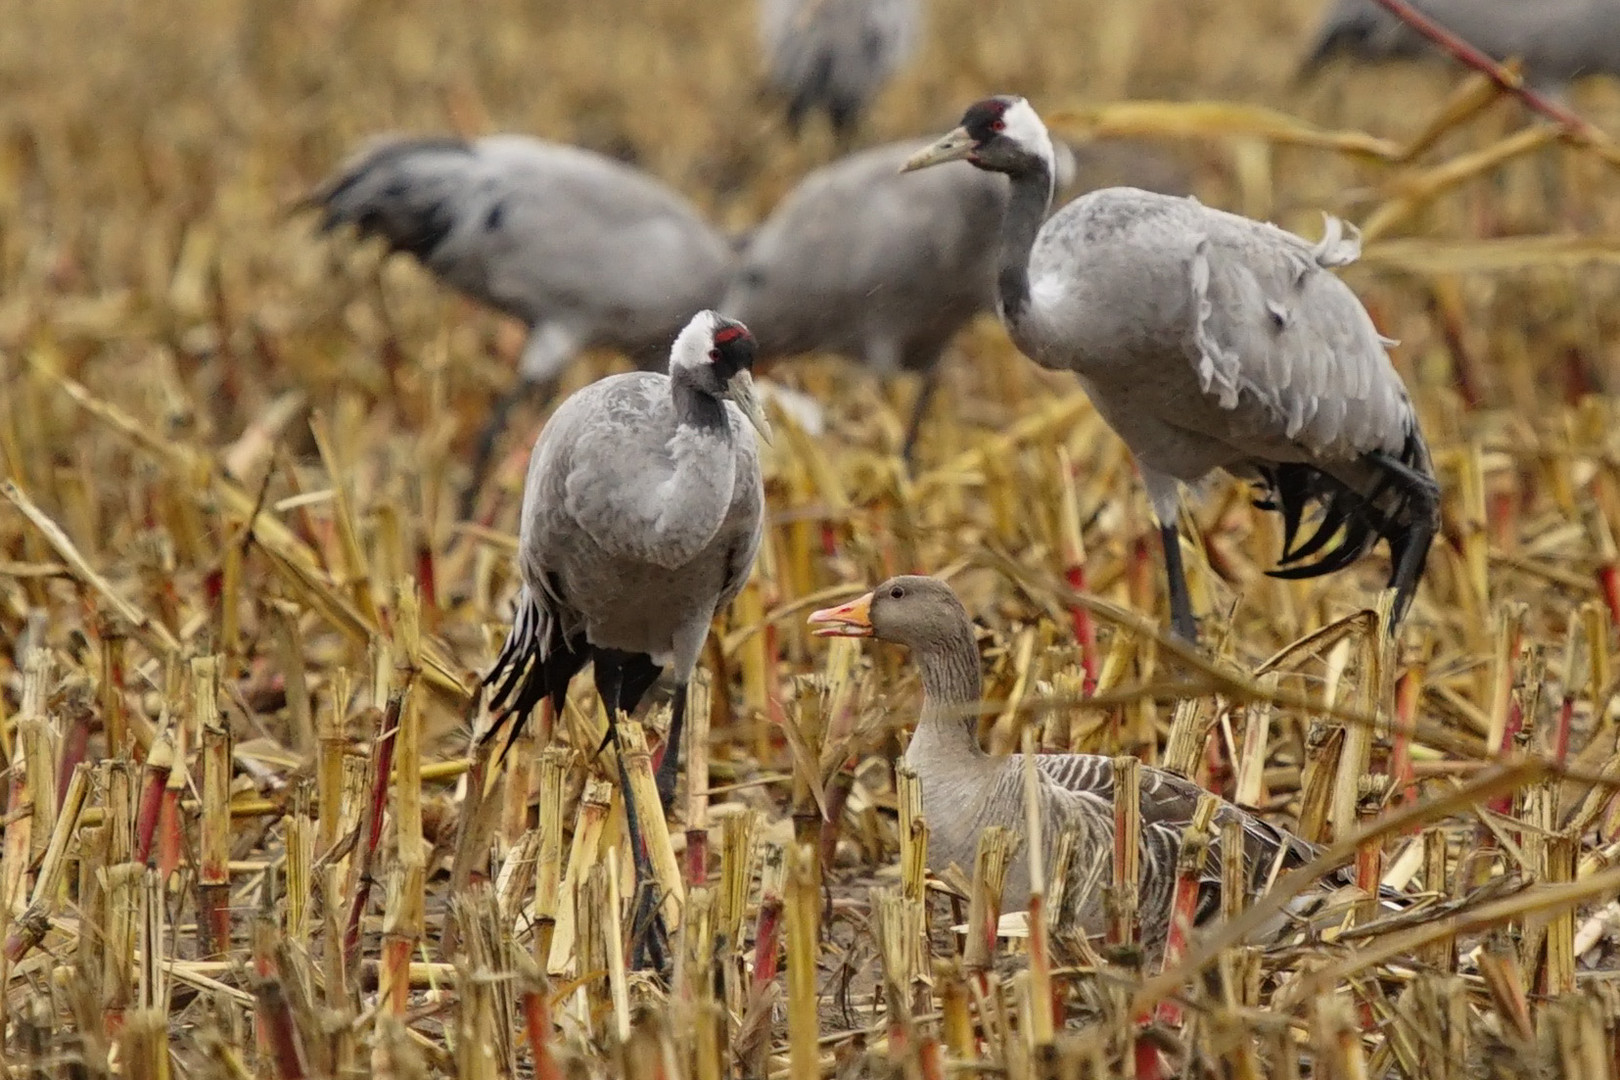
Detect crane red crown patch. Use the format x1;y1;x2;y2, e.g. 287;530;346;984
714;326;749;346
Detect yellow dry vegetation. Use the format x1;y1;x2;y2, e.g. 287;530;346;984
6;0;1620;1076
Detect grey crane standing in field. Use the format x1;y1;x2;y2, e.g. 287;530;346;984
721;138;1010;457
476;310;770;967
903;97;1440;641
1301;0;1620;89
759;0;920;146
808;576;1379;951
313;134;734;517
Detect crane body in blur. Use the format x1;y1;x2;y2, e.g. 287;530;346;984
1302;0;1620;89
315;134;734;517
759;0;920;146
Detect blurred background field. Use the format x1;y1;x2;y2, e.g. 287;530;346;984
9;0;1620;1076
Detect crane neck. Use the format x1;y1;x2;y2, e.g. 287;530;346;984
670;371;730;434
909;622;988;763
997;160;1054;326
644;370;742;568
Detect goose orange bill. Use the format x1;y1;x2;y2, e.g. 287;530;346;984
807;592;874;637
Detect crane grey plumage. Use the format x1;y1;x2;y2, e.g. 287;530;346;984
476;310;770;967
721;139;1007;455
808;576;1371;953
313;134;734;514
759;0;920;144
903;97;1439;639
1301;0;1620;89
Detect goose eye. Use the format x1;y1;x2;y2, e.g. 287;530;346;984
708;348;719;360
889;586;904;599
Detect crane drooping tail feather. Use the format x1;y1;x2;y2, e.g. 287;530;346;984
1253;425;1439;627
476;588;670;770
475;588;590;769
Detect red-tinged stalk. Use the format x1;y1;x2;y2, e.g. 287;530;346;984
1373;0;1620;141
157;759;186;881
1129;532;1154;623
252;975;309;1080
1135;1037;1168;1080
750;844;786;995
133;731;175;867
1155;795;1218;1033
1554;619;1588;768
1390;661;1424;808
416;543;437;616
816;768;855;872
1597;500;1620;625
1603;565;1620;626
1059;447;1099;692
55;696;92;813
521;976;563;1080
917;1037;944;1080
344;696;401;969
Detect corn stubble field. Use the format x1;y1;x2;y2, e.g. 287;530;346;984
10;0;1620;1076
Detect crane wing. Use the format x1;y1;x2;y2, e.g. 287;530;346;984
1182;207;1415;463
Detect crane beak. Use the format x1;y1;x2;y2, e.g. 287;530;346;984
727;370;775;445
807;592;874;637
901;127;975;172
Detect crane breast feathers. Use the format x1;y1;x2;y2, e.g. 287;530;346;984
1187;213;1409;457
551;386;754;571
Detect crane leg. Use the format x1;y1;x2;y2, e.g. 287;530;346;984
654;682;687;814
1159;522;1199;644
900;366;941;465
461;379;546;521
594;650;672;975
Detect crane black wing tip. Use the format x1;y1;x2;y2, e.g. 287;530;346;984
1256;431;1438;628
309;134;480;235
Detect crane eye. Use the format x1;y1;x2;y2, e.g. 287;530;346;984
991;119;1005;132
889;586;904;599
708;348;720;360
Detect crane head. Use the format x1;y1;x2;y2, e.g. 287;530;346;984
671;310;774;444
902;95;1054;179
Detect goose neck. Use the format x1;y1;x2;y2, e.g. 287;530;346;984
911;624;987;762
